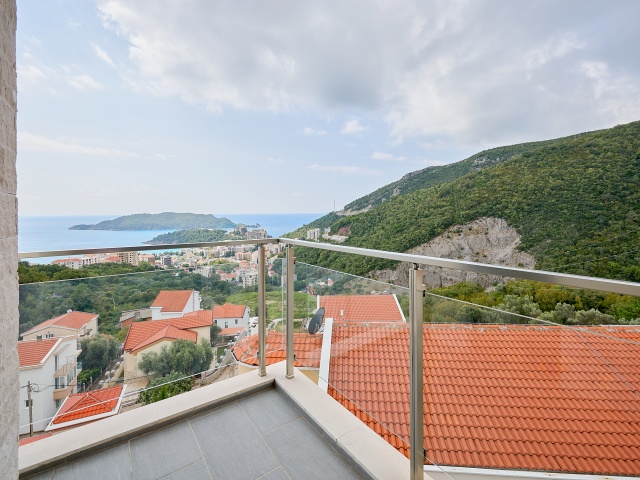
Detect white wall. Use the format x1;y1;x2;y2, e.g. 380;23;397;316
0;0;18;474
214;307;251;330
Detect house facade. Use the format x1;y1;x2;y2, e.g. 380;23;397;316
212;303;250;330
150;290;201;320
21;311;98;341
18;337;81;435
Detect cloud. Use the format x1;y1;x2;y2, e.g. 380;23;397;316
309;164;381;175
371;151;404;162
68;74;103;90
302;127;327;136
340;119;365;135
91;42;117;68
96;0;640;144
18;132;141;157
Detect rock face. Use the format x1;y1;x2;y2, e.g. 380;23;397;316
373;217;536;288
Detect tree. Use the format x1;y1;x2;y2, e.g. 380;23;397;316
78;334;120;371
138;371;192;405
138;339;214;377
210;324;222;345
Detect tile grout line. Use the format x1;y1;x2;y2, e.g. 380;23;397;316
187;414;215;480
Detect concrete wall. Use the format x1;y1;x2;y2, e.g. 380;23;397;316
0;0;18;476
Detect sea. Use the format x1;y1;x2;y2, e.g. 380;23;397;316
19;213;323;264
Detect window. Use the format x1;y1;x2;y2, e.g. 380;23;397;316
25;399;33;408
235;319;238;325
225;322;228;328
36;335;42;341
55;399;61;409
45;333;54;338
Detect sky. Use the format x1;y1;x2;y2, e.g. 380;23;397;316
16;0;640;216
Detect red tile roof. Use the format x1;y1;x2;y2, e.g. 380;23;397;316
327;323;640;476
123;314;212;352
219;327;245;336
18;339;60;368
23;311;97;335
319;295;404;323
19;432;52;446
50;385;124;427
233;331;322;368
151;290;195;312
212;303;248;319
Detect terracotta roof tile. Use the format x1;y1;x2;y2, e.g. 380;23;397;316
19;432;52;446
219;327;245;335
123;313;212;352
151;290;194;312
328;323;640;476
212;303;248;319
51;385;123;426
18;339;60;368
233;331;322;368
23;311;97;335
319;294;404;323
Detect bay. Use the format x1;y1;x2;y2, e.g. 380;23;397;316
18;213;322;262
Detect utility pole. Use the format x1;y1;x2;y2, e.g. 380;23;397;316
26;381;33;437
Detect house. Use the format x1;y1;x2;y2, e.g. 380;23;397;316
46;385;126;432
212;303;250;330
323;322;640;477
150;290;201;320
317;294;406;323
21;311;98;341
18;337;82;434
118;308;152;329
122;311;213;380
232;331;323;382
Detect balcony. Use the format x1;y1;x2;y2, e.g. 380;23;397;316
52;377;78;401
17;239;640;479
53;362;77;379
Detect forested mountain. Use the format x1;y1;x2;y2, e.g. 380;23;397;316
70;212;236;230
144;229;243;245
289;121;640;282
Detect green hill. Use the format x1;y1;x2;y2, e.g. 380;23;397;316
144;229;243;244
70;212;236;230
289;121;640;282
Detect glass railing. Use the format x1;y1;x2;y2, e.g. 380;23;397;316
18;238;640;479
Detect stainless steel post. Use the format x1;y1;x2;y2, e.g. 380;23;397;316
258;244;266;376
409;265;425;480
285;244;295;378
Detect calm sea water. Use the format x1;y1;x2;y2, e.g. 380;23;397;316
19;213;323;262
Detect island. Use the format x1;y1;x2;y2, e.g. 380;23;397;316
69;212;237;231
143;229;244;245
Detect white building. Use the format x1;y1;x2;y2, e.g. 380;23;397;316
150;290;201;320
242;270;259;288
18;337;81;434
306;228;320;241
212;303;251;330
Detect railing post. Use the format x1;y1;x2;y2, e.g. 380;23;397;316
258;244;266;376
285;244;295;378
409;265;425;480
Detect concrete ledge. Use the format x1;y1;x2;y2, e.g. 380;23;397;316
19;371;274;477
271;363;414;480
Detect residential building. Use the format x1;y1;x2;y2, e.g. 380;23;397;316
18;337;82;434
246;229;267;240
212;303;251;330
21;311;98;341
150;290;201;320
306;228;320;241
122;311;213;380
50;256;98;270
318;294;406;323
46;385;126;432
116;251;139;266
242;270;259;288
118;308;152;329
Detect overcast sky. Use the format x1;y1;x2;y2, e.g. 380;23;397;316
16;0;640;216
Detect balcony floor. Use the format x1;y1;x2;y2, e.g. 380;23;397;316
24;387;363;480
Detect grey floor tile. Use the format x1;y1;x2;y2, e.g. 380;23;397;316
130;421;202;480
240;389;300;435
256;467;291;480
190;403;279;480
161;459;211;480
264;418;361;480
52;443;130;480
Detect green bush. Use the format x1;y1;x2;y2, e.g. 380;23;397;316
138;372;192;405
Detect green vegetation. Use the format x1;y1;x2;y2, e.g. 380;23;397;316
144;228;243;245
289;121;640;282
138;372;192;405
226;290;316;321
138;339;214;377
70;212;236;230
78;334;120;371
426;279;640;325
18;261;155;284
